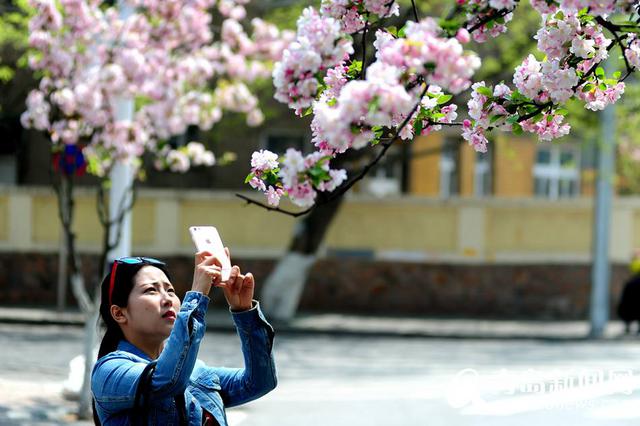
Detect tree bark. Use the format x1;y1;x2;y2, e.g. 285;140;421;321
261;193;345;321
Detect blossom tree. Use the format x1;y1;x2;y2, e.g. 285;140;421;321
20;0;292;417
240;0;640;320
243;0;640;212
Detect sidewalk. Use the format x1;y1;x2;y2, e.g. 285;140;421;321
0;305;629;340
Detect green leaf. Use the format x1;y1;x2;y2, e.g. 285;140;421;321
414;119;424;135
595;66;605;78
476;86;493;97
555;108;569;116
506;114;520;124
397;26;406;38
387;26;398;37
348;60;362;78
582;83;594;92
437;94;453;105
490;114;503;124
599;82;607;91
532;113;545;123
244;173;255;184
613;71;621;80
512;123;523;135
302;106;314;117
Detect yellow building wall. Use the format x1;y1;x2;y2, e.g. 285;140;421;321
132;198;156;246
486;205;592;254
0;196;7;241
325;202;457;252
178;199;297;250
32;195;61;244
494;135;536;197
32;194;105;245
409;134;441;196
633;210;640;250
459;143;475;197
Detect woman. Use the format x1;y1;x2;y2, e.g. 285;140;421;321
91;250;277;425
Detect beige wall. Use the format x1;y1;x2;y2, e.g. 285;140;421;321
0;196;8;241
459;143;475;197
494;135;536;197
409;134;440;196
3;186;640;263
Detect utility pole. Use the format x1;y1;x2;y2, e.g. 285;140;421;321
589;59;616;338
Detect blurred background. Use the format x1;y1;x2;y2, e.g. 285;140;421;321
2;0;640;425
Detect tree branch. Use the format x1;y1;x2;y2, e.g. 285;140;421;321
360;18;369;80
236;85;430;217
411;0;419;22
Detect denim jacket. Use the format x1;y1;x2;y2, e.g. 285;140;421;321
92;291;277;425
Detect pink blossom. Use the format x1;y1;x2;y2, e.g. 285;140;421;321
520;113;571;141
626;35;640;70
273;7;353;112
577;81;625;111
461;119;489;153
251;149;279;171
265;186;284;206
455;28;471;44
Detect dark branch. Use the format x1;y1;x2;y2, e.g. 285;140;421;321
236;85;431;217
360;18;369;80
411;0;419;21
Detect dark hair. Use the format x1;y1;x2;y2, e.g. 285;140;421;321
92;258;170;426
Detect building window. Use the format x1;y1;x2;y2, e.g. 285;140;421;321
474;150;492;197
533;145;580;199
362;147;402;197
263;132;306;154
440;138;459;197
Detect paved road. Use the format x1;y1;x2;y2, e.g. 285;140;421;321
2;323;640;425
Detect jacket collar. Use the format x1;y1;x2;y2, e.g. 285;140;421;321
117;340;154;361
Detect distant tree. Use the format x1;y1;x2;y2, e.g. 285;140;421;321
21;0;291;418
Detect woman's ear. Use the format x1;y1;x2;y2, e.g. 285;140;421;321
110;305;128;325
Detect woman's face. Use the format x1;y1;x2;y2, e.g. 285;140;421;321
124;265;181;340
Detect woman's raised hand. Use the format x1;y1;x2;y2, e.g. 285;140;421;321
192;251;223;295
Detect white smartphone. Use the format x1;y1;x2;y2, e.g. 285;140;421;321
188;226;232;281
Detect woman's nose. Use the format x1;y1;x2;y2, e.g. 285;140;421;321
161;292;173;306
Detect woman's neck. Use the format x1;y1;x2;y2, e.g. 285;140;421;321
124;333;164;359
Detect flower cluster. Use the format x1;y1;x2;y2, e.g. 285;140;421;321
535;10;610;74
320;0;400;34
155;142;216;173
463;80;573;146
513;54;582;104
272;7;354;114
247;149;347;208
400;86;458;140
626;34;640;71
374;19;481;94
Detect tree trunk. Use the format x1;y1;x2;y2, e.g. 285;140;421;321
261;193;345;321
78;307;100;419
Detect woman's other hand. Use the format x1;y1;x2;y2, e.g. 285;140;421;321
215;248;255;311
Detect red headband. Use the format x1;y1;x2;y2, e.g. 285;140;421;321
108;261;118;306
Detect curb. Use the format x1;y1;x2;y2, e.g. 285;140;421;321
0;307;631;341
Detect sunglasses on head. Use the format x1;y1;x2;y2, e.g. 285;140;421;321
108;257;166;306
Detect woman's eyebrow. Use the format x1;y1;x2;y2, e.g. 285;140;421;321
141;281;173;288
